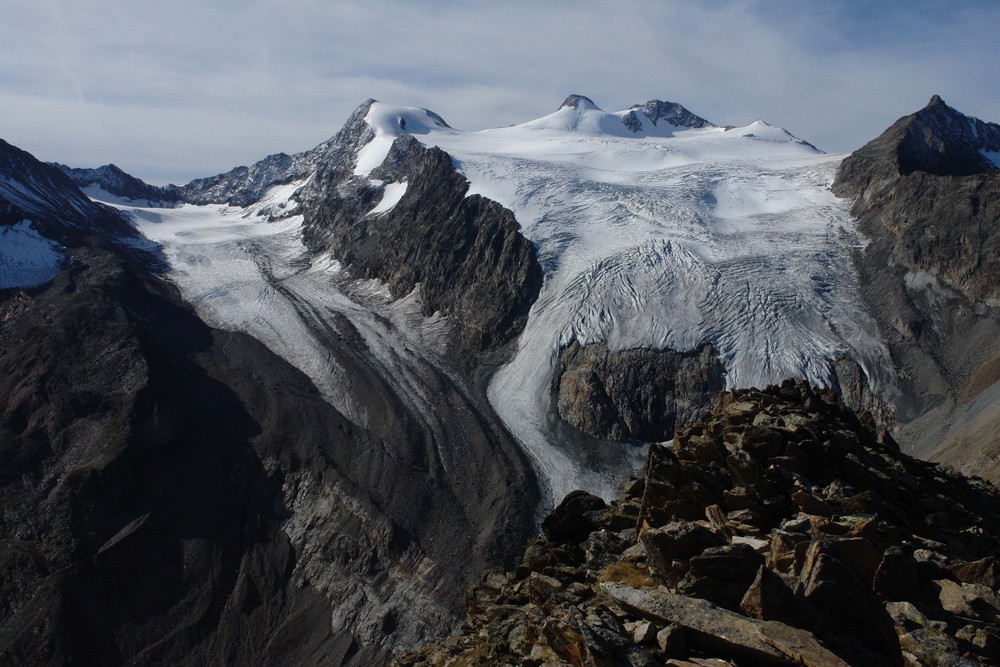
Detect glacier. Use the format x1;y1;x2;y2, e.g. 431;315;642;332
105;96;895;506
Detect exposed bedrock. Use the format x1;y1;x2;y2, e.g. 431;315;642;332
553;341;726;442
832;95;1000;478
302;134;543;358
553;342;889;443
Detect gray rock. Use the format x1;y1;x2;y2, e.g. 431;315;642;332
554;341;725;441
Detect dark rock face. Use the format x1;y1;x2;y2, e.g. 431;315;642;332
0;239;538;666
302;134;543;356
0;139;134;242
632;99;713;130
554;341;725;441
395;382;1000;667
0;247;343;665
832;96;1000;478
834;95;1000;302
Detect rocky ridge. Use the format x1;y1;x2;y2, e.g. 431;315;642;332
52;163;181;206
832;95;1000;481
0;139;134;243
396;381;1000;666
302;132;543;356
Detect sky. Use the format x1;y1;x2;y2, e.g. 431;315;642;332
2;0;998;185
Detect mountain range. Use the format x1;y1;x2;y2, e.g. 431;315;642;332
1;93;998;665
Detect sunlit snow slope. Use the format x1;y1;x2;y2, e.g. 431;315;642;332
353;97;895;501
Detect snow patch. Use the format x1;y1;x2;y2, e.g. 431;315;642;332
369;181;408;215
983;150;1000;168
0;221;63;289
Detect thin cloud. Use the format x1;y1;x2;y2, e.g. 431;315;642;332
1;0;996;184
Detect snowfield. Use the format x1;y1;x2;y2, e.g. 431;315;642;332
113;97;895;505
0;220;63;289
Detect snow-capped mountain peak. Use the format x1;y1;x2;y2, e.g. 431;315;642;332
514;95;717;139
353;101;456;176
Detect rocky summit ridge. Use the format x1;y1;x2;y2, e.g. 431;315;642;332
396;381;1000;666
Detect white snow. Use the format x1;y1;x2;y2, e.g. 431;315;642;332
369;181;408;215
983;150;1000;168
354;104;456;176
351;101;895;502
0;220;63;289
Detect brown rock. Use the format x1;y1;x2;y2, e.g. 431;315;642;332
679;544;765;610
705;504;732;539
740;426;787;460
641;521;727;584
949;556;1000;589
769;529;807;573
657;623;686;657
873;547;920;601
799;541;901;661
897;627;970;667
741;566;814;627
632;620;657;645
604;583;850;666
527;572;564;605
542;490;608;543
834;537;884;585
792;490;835;517
934;579;1000;623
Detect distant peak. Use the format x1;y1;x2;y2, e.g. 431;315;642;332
560;95;601;111
631;99;712;129
926;94;944;108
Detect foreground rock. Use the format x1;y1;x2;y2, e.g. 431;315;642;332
395;381;1000;666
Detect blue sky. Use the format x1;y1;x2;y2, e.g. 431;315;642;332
2;0;997;184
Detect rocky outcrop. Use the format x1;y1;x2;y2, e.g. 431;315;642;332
302;134;543;356
832;96;1000;476
554;341;725;441
395;381;1000;666
624;99;713;132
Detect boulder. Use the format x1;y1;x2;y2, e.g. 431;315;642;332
642;521;727;584
542;490;608;543
605;583;850;667
799;541;902;662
